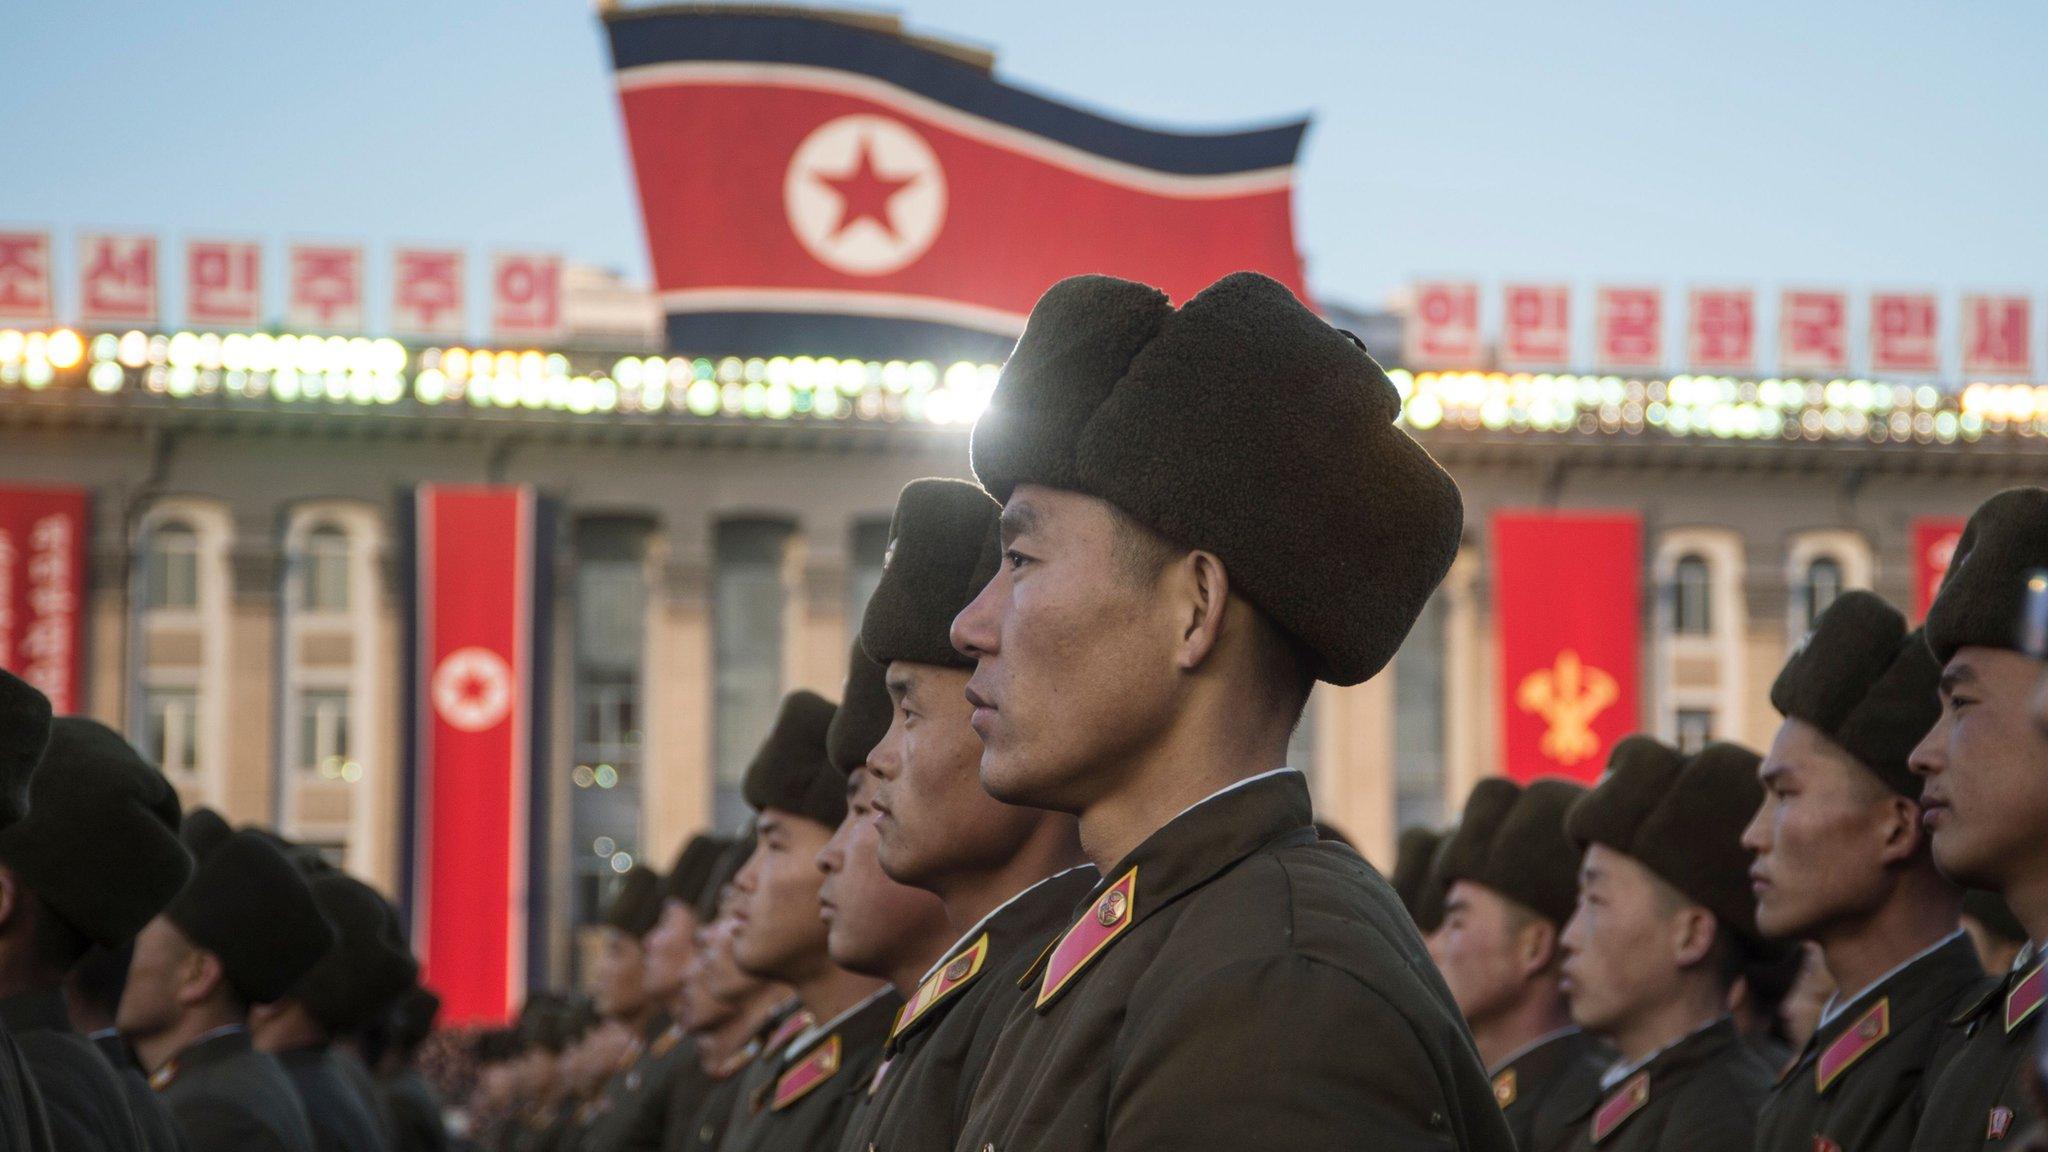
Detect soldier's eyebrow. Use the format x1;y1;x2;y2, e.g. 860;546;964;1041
1758;760;1791;786
1937;664;1977;697
999;500;1039;545
884;667;914;702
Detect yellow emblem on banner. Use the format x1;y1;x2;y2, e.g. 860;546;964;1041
1516;649;1619;766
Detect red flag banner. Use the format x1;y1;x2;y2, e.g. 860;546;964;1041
605;8;1306;359
1913;517;1968;623
1493;511;1641;784
412;486;537;1025
0;487;88;715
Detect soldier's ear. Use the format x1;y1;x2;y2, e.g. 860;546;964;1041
1668;904;1719;969
179;947;232;1008
1168;549;1232;673
1877;794;1924;866
1514;914;1561;979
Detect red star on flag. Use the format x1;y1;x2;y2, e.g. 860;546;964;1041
818;138;917;240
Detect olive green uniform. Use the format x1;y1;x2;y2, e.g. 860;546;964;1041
3;988;147;1152
719;991;898;1152
1491;1027;1608;1152
581;1018;690;1152
1908;946;2044;1152
1758;932;1982;1152
837;867;1095;1152
954;771;1514;1152
92;1030;190;1152
156;1026;318;1152
276;1046;391;1152
1562;1017;1771;1152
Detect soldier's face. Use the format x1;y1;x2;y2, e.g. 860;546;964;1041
591;927;649;1020
642;899;699;1003
1742;719;1920;940
1433;881;1554;1028
681;916;768;1032
951;486;1182;812
1560;846;1693;1040
870;660;1049;891
818;769;951;979
729;810;834;983
115;916;197;1044
1912;648;2048;900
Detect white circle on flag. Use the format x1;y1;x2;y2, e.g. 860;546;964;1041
784;114;947;277
432;646;514;733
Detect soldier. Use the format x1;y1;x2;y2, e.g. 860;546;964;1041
0;669;55;1152
1909;487;2048;1151
1558;738;1777;1151
66;945;189;1152
586;834;728;1152
1393;825;1447;933
1964;891;2030;979
1430;777;1605;1152
369;987;447;1152
119;828;335;1152
666;881;795;1152
837;478;1095;1152
254;871;420;1152
0;718;193;1152
577;865;673;1152
717;690;896;1152
945;272;1510;1152
1743;590;1979;1152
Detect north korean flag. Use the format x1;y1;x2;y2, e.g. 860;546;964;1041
605;8;1309;360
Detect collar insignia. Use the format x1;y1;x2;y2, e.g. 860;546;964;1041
1816;997;1889;1094
2005;960;2045;1033
1492;1068;1517;1109
148;1060;178;1092
1988;1107;2016;1141
764;1009;816;1056
1036;868;1138;1011
771;1035;841;1111
1592;1072;1650;1144
894;933;990;1042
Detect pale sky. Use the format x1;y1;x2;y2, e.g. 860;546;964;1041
7;0;2044;313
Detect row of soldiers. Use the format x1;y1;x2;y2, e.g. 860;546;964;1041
4;268;2045;1152
0;671;453;1152
469;270;2048;1152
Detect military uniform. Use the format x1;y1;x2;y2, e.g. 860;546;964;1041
331;1047;401;1152
580;1016;689;1152
1909;944;2044;1152
955;771;1514;1152
0;670;56;1150
719;991;898;1152
3;987;148;1152
376;1068;445;1152
1758;932;1983;1152
1490;1027;1608;1152
276;1045;392;1152
667;1002;810;1152
1563;1018;1772;1152
92;1030;190;1152
156;1026;318;1152
3;1019;55;1151
837;867;1095;1152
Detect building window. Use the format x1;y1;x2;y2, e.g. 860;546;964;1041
143;522;200;610
140;688;199;776
1675;709;1715;754
714;519;793;830
1672;554;1712;635
1800;557;1844;632
848;518;892;643
571;520;651;957
299;525;351;612
1393;590;1448;832
295;689;356;781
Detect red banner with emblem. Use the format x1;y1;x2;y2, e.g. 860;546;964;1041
0;487;87;715
1493;511;1640;784
604;8;1306;358
412;486;537;1025
1913;517;1968;623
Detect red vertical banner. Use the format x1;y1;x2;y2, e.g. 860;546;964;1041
1913;518;1968;623
413;485;536;1025
1406;281;1481;367
1493;511;1640;784
0;487;88;715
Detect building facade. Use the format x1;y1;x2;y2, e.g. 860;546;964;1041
2;323;2042;983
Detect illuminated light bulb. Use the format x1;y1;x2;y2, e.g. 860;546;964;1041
613;357;641;388
687;379;719;416
45;329;84;370
88;361;124;394
0;330;21;366
415;368;447;404
118;331;148;368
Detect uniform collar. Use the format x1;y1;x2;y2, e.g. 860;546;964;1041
0;988;73;1034
1818;929;1968;1028
1598;1014;1733;1091
918;865;1095;987
1025;769;1317;1011
1489;1025;1586;1078
784;987;894;1064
